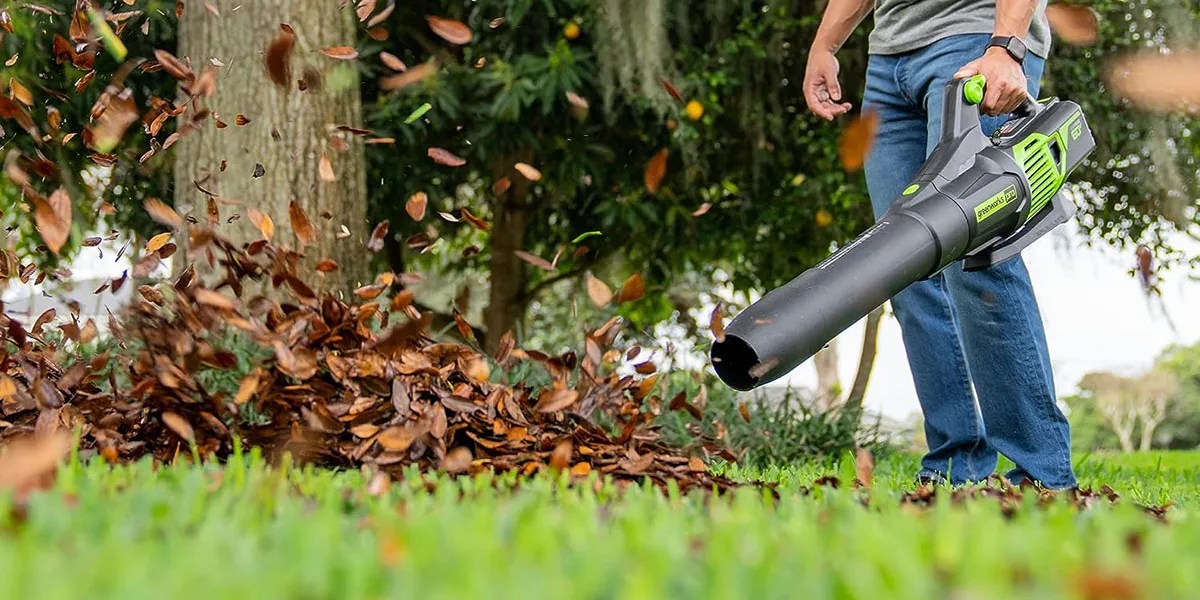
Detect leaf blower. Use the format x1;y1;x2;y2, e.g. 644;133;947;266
711;75;1096;391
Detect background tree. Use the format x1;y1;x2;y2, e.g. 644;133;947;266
173;0;370;292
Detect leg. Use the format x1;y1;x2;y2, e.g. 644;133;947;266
863;53;994;484
916;35;1076;488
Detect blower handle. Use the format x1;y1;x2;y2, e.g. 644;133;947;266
961;73;1043;117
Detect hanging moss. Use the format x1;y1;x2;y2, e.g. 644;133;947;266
595;0;676;114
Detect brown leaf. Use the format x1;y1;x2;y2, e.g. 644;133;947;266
162;412;195;443
1046;4;1099;46
838;110;878;172
440;447;472;473
34;188;72;255
315;259;339;272
535;388;578;413
233;369;261;405
355;0;376;22
585;273;612;308
379;61;436;91
549;439;572;471
0;432;72;496
247;207;274;240
661;79;684;103
1105;52;1200;114
644;148;668;193
10;78;33;106
377;425;418;451
688;456;706;473
319;46;359;60
405;192;427;221
514;162;542;181
692;202;712;217
380;52;406;72
368;220;389;252
460;207;490;232
514;250;555;271
427;147;466;167
194;288;236;311
738;401;751;423
616;274;644;304
426;16;473;45
154;49;193;82
709;302;726;342
144;198;184;229
855;448;875;489
264;26;295;88
146;232;172;253
288;201;317;245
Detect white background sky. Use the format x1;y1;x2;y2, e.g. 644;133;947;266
782;225;1200;421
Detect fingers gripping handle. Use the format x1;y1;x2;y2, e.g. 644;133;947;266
943;74;1042;142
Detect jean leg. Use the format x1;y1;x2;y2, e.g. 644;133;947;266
916;36;1077;488
863;54;993;484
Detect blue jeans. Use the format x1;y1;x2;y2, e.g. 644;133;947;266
862;33;1076;488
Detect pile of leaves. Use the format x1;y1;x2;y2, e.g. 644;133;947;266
0;203;737;492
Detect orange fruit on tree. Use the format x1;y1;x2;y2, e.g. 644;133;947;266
815;208;833;228
564;22;581;40
685;100;704;121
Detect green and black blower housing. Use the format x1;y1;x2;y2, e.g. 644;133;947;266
711;75;1095;390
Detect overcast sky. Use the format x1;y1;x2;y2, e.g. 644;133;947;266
783;225;1200;420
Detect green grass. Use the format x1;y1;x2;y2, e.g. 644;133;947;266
1;450;1196;600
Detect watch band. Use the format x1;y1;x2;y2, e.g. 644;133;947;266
987;35;1027;64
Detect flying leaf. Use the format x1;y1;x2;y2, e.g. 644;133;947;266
692;202;712;217
233;369;261;405
427;16;472;45
585;273;613;308
738;401;751;423
319;46;358;60
571;231;601;244
146;232;172;253
1046;4;1099;46
838;110;878;172
661;79;684;103
34;188;72;255
855;447;875;489
0;432;71;497
194;288;236;311
9;79;32;106
1105;52;1200;114
535;388;579;413
247;207;274;240
144;198;183;229
404;102;432;124
154;49;193;82
514;250;555;271
616;273;645;304
709;302;726;342
380;51;407;71
288;201;317;245
162;412;195;443
264;26;295;88
427;147;466;167
644;148;668;193
318;154;336;181
380;61;437;91
368;220;389;252
406;192;428;221
315;259;339;272
514;162;542;181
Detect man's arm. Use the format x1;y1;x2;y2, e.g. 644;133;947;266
803;0;874;121
954;0;1038;115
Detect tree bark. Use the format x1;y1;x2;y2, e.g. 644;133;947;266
483;198;529;354
813;341;840;411
174;0;368;294
844;306;884;414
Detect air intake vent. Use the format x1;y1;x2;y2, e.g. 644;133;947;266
1014;134;1065;216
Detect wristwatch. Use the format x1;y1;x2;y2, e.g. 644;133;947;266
987;35;1028;64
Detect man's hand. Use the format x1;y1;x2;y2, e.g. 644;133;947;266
953;47;1029;115
804;49;853;121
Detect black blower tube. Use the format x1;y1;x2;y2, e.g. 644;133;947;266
711;212;940;391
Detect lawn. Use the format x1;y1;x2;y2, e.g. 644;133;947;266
1;450;1196;600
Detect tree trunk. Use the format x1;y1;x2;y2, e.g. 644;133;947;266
483;198;529;354
813;341;840;411
844;306;884;414
174;0;368;294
